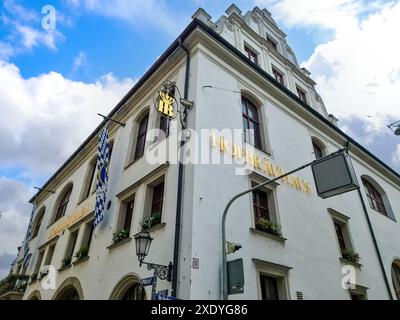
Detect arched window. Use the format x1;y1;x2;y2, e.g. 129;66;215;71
54;184;73;222
134;112;149;161
311;139;325;159
121;283;146;300
242;97;262;149
32;207;45;238
81;157;97;201
362;178;387;216
392;260;400;300
55;286;80;300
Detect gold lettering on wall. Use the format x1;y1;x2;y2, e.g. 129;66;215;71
211;132;312;194
48;202;92;240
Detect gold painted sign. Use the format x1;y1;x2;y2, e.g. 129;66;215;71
48;202;93;240
157;91;176;118
211;132;312;194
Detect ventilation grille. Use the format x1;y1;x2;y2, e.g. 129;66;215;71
296;291;304;300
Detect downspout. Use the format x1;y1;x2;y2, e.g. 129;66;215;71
345;142;394;300
171;39;190;298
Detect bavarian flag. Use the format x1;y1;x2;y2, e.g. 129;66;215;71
94;126;110;228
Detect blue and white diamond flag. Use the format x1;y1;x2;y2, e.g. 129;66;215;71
22;203;36;269
94;127;110;228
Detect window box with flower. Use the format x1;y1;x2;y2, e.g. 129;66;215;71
112;230;130;243
255;217;282;237
140;212;162;231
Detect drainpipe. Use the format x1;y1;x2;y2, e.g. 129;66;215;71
345;143;394;300
171;39;191;298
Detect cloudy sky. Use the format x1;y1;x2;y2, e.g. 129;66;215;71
0;0;399;278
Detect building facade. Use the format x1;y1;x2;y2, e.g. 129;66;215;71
5;5;400;300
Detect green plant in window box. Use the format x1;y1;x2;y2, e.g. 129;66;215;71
74;247;89;261
61;257;71;269
112;230;130;243
341;249;360;264
30;273;38;282
255;218;282;237
141;212;162;231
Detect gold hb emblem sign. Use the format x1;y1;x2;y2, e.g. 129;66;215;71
157;91;176;119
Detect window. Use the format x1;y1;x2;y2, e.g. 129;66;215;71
348;285;368;300
266;36;278;51
260;275;279;300
272;67;284;86
117;195;135;234
296;86;307;104
334;222;347;251
151;182;164;218
33;250;45;275
242;97;262;149
44;243;56;267
64;230;79;265
253;189;270;221
244;45;258;64
392;260;400;300
312;140;324;159
160;117;169;137
350;293;366;300
329;210;356;260
81;158;97;201
80;220;95;255
54;185;73;223
134;112;149;161
32;208;45;238
123;199;135;232
362;178;387;216
121;283;146;300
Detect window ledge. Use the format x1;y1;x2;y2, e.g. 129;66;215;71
143;222;166;233
58;264;72;273
107;237;132;251
73;256;90;266
124;157;142;170
250;228;287;243
340;257;363;269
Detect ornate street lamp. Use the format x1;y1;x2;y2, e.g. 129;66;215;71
133;231;173;282
134;232;153;266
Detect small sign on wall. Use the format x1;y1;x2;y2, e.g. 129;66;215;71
192;258;199;269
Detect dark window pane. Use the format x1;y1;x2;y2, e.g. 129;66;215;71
260;275;279;300
55;186;72;222
253;189;270;221
242;97;262;149
160;117;169;136
362;179;387;216
134;113;149;160
334;222;347;251
313;142;324;159
151;182;164;217
123;200;135;232
32;211;44;238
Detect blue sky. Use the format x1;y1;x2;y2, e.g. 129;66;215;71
0;0;400;277
2;0;324;82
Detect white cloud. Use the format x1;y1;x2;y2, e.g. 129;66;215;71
0;0;65;59
66;0;190;36
0;61;135;277
256;0;400;157
0;178;32;277
393;144;400;165
72;50;88;73
0;60;135;178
